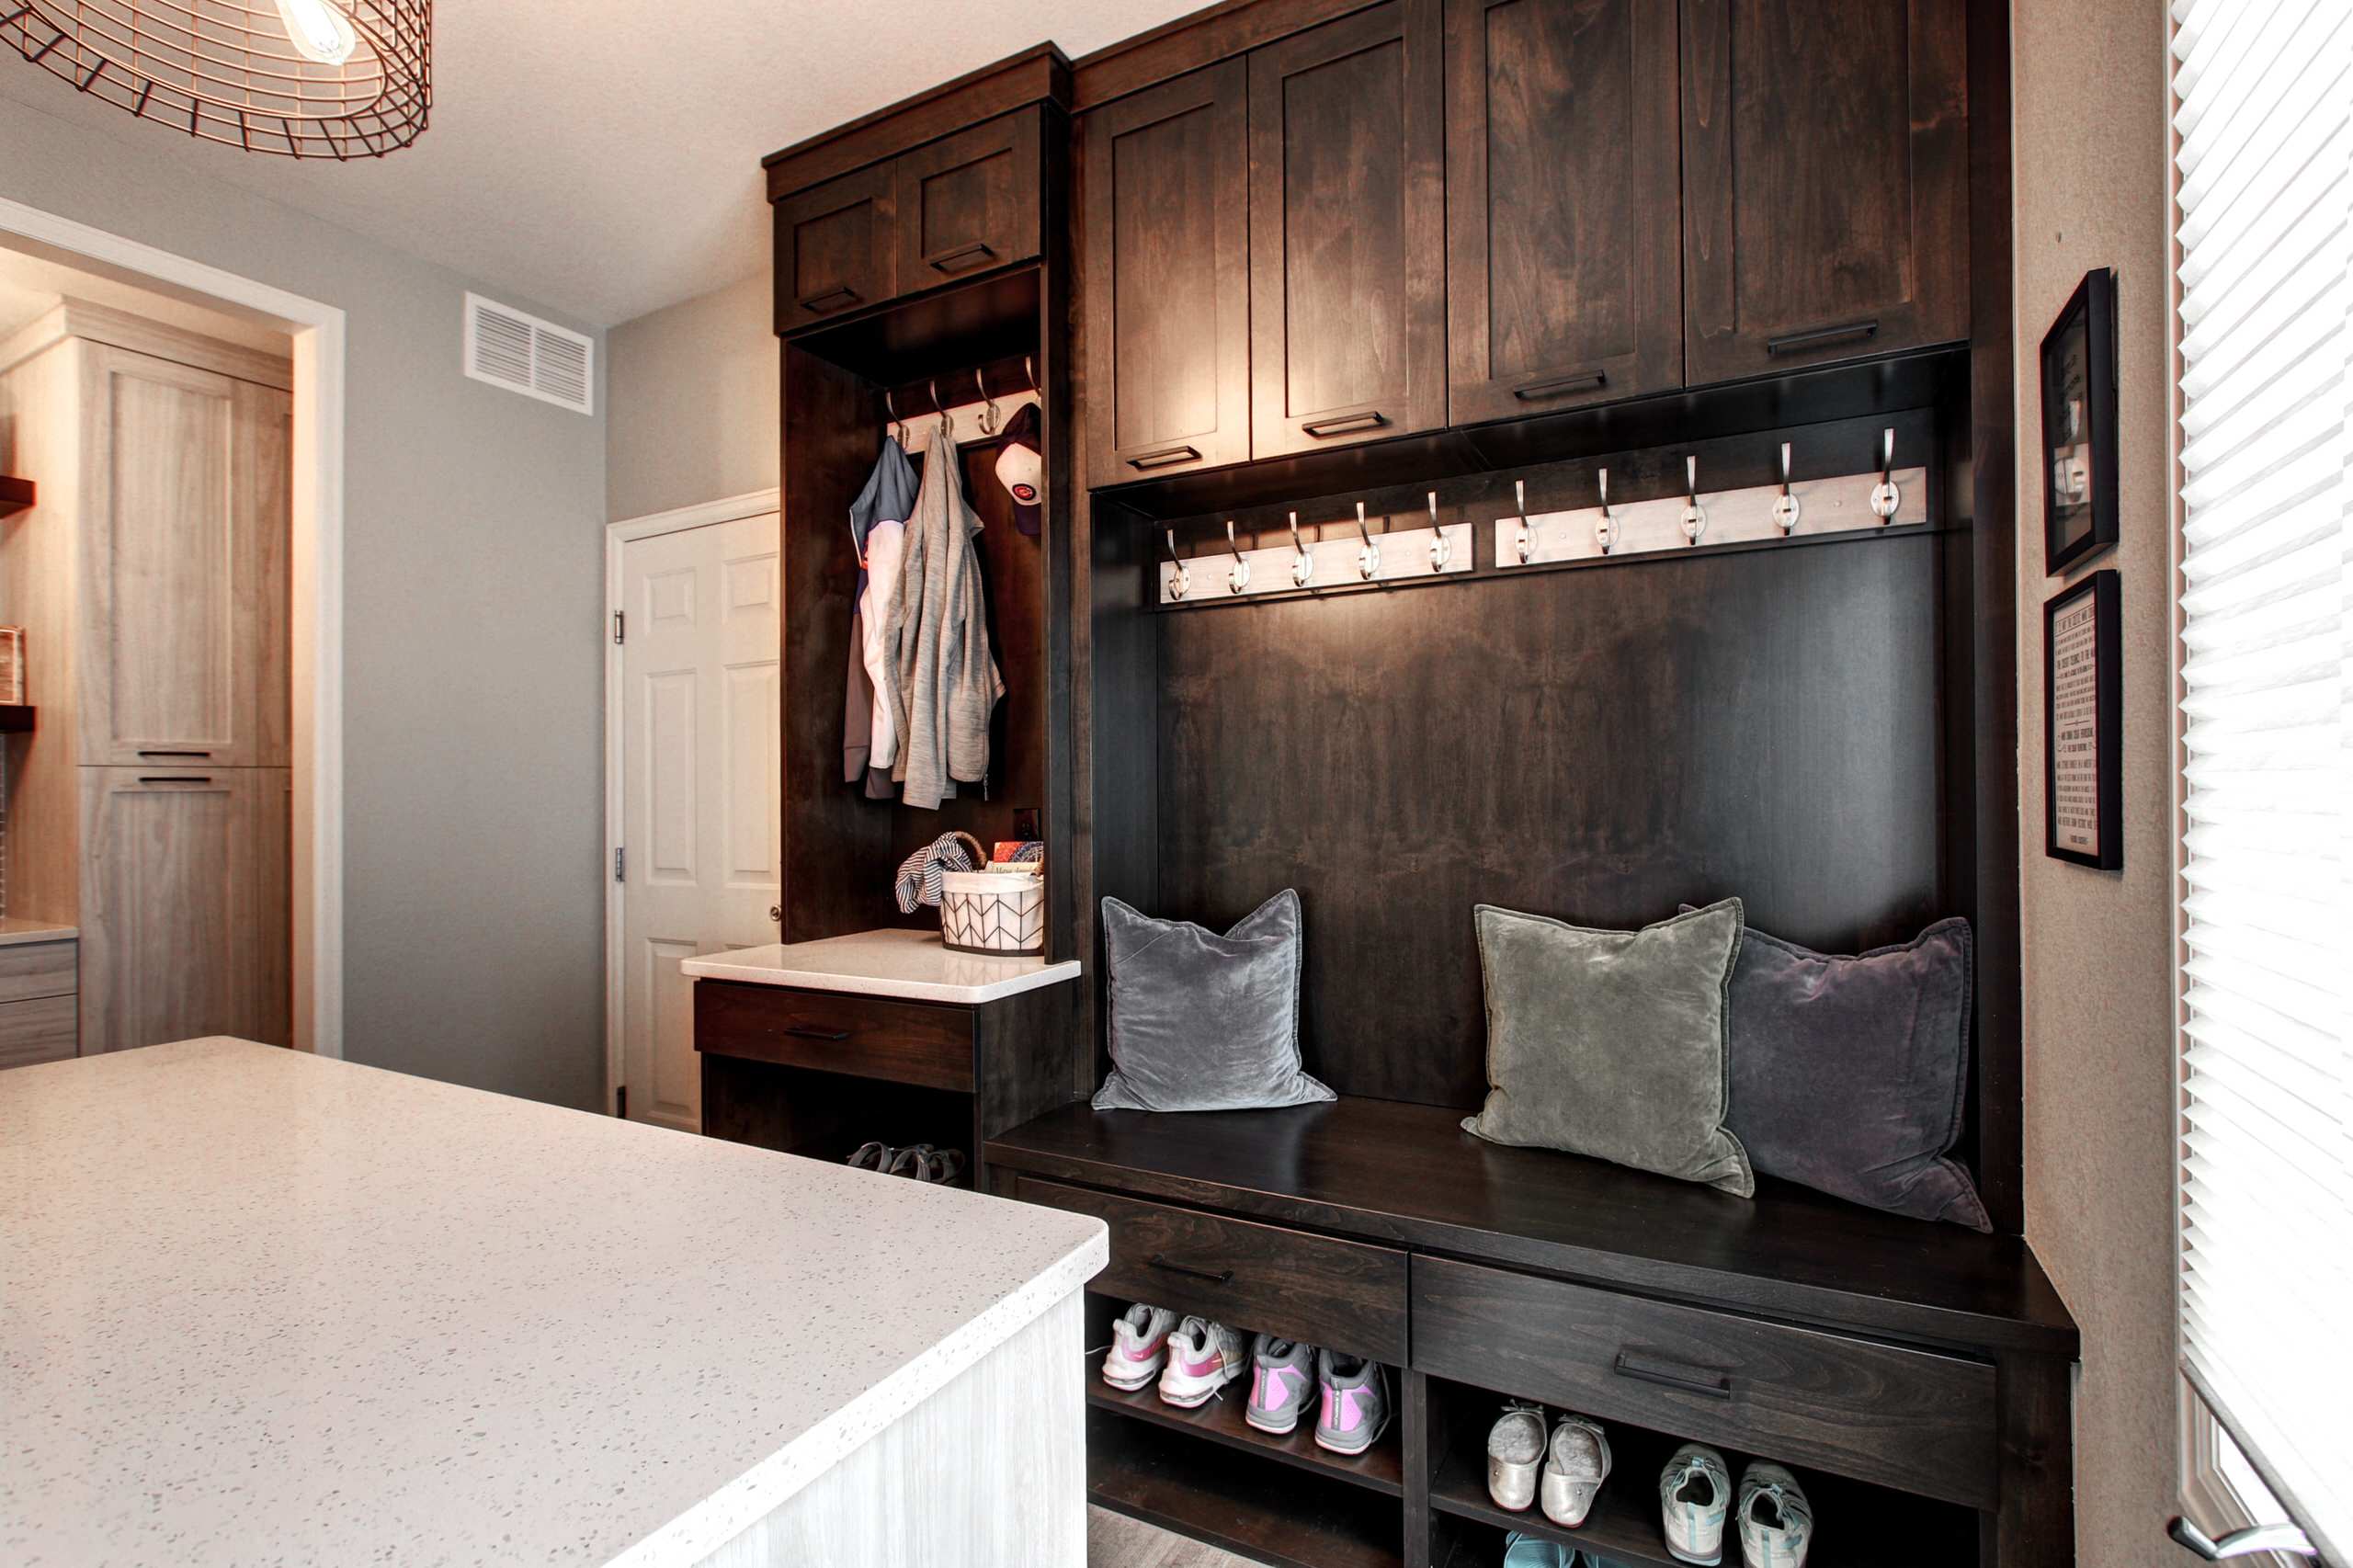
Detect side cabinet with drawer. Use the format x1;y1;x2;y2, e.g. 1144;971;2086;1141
0;935;79;1068
694;978;1070;1187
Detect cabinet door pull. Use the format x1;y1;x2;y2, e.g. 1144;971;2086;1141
1765;318;1880;356
1612;1350;1733;1400
1512;370;1608;401
926;241;997;274
1147;1253;1234;1286
781;1026;851;1042
137;775;214;784
1302;410;1389;438
794;285;862;314
1127;445;1201;472
137;749;212;758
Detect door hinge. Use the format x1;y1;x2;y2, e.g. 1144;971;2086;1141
612;610;625;644
615;1085;627;1119
613;846;624;881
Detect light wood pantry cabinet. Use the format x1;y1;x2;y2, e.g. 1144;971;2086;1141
0;301;292;1052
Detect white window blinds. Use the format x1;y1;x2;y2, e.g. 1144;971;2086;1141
2171;0;2351;1558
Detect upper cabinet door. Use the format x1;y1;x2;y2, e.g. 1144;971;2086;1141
1248;0;1445;458
1082;60;1251;489
895;109;1043;287
76;344;289;768
1681;0;1968;381
774;162;897;330
1446;0;1682;426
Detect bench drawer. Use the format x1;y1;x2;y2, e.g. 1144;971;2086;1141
0;939;75;1005
693;982;974;1092
1014;1176;1407;1364
0;994;77;1068
1413;1256;1997;1508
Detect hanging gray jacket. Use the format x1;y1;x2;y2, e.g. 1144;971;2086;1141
884;426;1003;809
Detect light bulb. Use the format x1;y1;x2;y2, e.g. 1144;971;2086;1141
276;0;357;64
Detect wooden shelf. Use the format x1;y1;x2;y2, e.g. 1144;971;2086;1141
0;475;31;517
1087;1362;1404;1497
1089;1406;1402;1568
0;705;30;733
1428;1418;1976;1568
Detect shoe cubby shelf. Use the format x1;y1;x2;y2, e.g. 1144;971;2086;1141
1086;1361;1405;1498
1089;1406;1404;1568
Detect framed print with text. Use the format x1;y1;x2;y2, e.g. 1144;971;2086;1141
2045;569;2121;869
2041;267;2120;574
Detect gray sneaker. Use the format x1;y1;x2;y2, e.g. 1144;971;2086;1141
1245;1335;1314;1435
1313;1350;1391;1455
1099;1302;1176;1392
1540;1413;1612;1528
1737;1462;1812;1568
1661;1444;1732;1566
1486;1401;1548;1511
1155;1316;1248;1408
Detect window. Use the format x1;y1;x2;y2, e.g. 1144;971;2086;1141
2169;0;2351;1561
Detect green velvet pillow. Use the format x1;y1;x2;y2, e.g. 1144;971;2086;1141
1462;900;1755;1197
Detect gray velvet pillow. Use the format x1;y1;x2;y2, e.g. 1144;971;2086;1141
1462;901;1754;1196
1708;912;1989;1231
1093;889;1335;1112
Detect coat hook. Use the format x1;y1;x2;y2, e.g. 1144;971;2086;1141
1356;501;1381;581
1596;468;1615;555
1426;491;1449;572
884;389;903;446
1870;427;1901;521
1164;528;1190;600
1513;480;1533;564
1773;441;1801;535
1023;355;1037;392
974;369;999;436
928;378;949;439
1681;455;1707;544
1287;510;1313;587
1224;519;1250;595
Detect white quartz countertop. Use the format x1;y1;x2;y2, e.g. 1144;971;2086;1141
0;1039;1107;1568
681;927;1082;1004
0;915;74;947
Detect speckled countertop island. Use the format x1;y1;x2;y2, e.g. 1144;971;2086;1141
0;1039;1108;1568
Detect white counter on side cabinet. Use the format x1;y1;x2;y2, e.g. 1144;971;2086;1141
681;926;1082;1004
0;1039;1107;1568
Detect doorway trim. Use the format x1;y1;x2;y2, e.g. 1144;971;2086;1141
0;195;347;1058
604;487;780;1115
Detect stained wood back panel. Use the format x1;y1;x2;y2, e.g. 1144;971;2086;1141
1156;533;1953;1108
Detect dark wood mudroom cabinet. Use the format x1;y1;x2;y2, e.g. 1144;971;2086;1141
1246;0;1446;458
1681;0;1970;381
1444;0;1683;425
893;110;1044;288
1082;60;1252;488
773;161;898;329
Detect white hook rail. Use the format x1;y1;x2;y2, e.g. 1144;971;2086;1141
1157;509;1472;605
1491;462;1927;569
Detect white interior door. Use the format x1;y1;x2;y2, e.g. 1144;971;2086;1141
619;512;780;1132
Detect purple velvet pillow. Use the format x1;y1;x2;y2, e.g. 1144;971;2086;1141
1699;912;1989;1231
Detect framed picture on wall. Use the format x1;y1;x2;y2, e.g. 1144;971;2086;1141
2040;267;2120;574
2044;569;2121;869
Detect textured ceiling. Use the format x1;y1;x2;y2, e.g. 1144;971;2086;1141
0;0;1201;329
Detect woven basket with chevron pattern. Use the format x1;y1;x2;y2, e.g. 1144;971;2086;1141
938;869;1046;956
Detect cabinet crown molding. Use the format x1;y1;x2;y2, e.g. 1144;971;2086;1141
0;298;291;391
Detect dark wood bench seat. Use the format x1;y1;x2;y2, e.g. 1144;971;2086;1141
985;1095;2077;1360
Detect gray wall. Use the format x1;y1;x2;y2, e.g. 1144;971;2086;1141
2012;3;2186;1564
607;272;774;521
0;89;609;1111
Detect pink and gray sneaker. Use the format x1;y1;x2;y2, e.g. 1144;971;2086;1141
1100;1303;1176;1392
1155;1316;1249;1408
1245;1335;1315;1434
1313;1350;1392;1455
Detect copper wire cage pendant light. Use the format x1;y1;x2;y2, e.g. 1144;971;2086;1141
3;0;430;158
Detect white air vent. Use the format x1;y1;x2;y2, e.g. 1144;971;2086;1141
462;292;595;415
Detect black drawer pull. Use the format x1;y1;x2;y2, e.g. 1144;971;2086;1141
1612;1350;1733;1400
1766;318;1880;356
926;241;997;274
795;284;862;313
1127;444;1201;472
781;1026;851;1042
1302;410;1389;438
138;775;213;784
137;749;212;758
1513;369;1608;401
1147;1253;1234;1286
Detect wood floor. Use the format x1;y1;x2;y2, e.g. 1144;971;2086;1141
1089;1506;1261;1567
